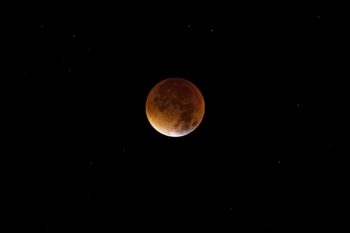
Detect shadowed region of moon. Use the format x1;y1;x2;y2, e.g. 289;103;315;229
146;78;205;137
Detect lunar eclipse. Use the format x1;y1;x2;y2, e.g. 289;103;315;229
146;78;205;137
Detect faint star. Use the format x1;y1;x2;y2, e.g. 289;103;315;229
296;104;302;111
40;24;44;29
122;148;126;152
187;24;192;28
209;29;214;33
73;34;76;38
317;15;321;19
277;160;281;164
89;161;93;165
67;68;71;72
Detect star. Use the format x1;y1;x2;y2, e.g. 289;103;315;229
67;68;72;72
72;34;76;38
209;29;215;33
296;103;302;111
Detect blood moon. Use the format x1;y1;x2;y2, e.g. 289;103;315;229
146;78;205;137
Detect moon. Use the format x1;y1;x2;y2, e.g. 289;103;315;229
146;78;205;137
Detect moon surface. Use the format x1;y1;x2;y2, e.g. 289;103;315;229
146;78;205;137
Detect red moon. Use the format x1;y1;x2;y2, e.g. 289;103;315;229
146;78;205;137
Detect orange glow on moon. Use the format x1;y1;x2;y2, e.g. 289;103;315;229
146;78;205;137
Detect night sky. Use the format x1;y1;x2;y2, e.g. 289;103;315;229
12;4;349;232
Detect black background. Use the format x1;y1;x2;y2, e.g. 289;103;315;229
10;3;349;232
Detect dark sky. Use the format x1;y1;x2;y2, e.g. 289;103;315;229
12;4;349;232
